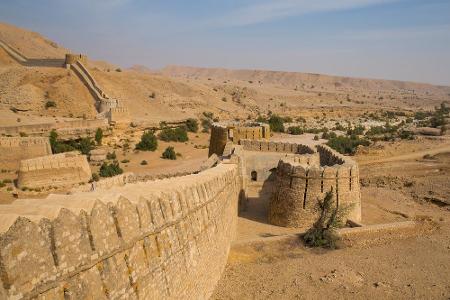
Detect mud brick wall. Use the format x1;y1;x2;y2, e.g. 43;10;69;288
0;123;55;137
239;139;315;154
232;125;270;143
209;124;229;157
17;152;92;189
269;148;361;228
0;163;241;300
109;107;131;124
0;137;52;170
208;124;271;157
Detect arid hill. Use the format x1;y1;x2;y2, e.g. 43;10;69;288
1;21;450;127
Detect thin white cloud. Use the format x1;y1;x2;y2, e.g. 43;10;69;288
215;0;400;27
339;24;450;41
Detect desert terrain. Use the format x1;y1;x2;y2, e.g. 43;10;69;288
0;21;449;300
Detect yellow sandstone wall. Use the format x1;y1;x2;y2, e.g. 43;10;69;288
0;162;242;300
209;125;229;157
65;54;87;65
17;152;92;189
0;137;52;170
268;145;361;228
208;124;271;157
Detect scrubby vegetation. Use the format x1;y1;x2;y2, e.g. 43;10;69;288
95;128;103;145
158;127;188;142
327;135;370;155
303;191;350;249
45;100;56;109
99;162;123;177
162;146;177;160
287;126;303;135
185;118;199;133
49;130;93;155
268;115;285;132
90;173;100;182
135;131;158;151
106;151;117;160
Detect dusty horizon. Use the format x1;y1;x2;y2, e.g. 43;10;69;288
1;0;449;86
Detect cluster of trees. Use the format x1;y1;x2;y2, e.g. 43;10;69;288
158;127;188;142
49;130;94;155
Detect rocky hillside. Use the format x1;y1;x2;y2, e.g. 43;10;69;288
1;21;449;128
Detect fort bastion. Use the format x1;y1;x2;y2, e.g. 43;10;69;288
0;137;52;169
17;152;92;189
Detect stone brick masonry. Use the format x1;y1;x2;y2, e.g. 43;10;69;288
269;145;361;228
0;162;241;299
17;152;92;189
0;137;52;170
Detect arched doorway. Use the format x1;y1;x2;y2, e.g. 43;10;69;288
251;171;257;181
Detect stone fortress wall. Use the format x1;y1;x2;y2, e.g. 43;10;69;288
0;137;52;169
269;145;361;228
0;119;110;140
0;39;129;125
0;161;242;300
64;54;87;65
17;152;92;189
208;122;270;157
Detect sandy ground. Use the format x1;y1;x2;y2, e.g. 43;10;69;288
212;138;450;299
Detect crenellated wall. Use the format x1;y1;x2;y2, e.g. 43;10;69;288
208;123;271;157
64;54;87;65
17;152;92;189
0;162;242;300
269;145;361;228
0;119;109;139
0;137;52;169
239;139;315;154
108;107;131;125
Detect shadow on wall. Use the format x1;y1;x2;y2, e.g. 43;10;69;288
239;171;277;224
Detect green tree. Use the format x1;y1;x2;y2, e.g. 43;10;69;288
268;115;285;132
159;127;188;142
49;130;58;153
327;135;370;155
185;118;199;133
288;126;303;135
162;146;177;160
99;162;123;177
77;138;93;155
136;131;158;151
95;128;103;145
303;191;351;249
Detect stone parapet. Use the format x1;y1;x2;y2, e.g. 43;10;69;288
17;152;92;189
269;146;361;228
0;163;241;299
0;137;52;170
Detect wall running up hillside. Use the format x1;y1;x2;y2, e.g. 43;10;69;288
0;162;242;300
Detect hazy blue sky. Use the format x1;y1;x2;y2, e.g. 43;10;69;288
1;0;450;85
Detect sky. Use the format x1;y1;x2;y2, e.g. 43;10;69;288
0;0;450;85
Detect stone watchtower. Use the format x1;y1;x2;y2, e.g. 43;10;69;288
209;122;270;157
65;54;87;66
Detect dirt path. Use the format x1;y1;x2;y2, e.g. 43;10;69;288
358;143;450;166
